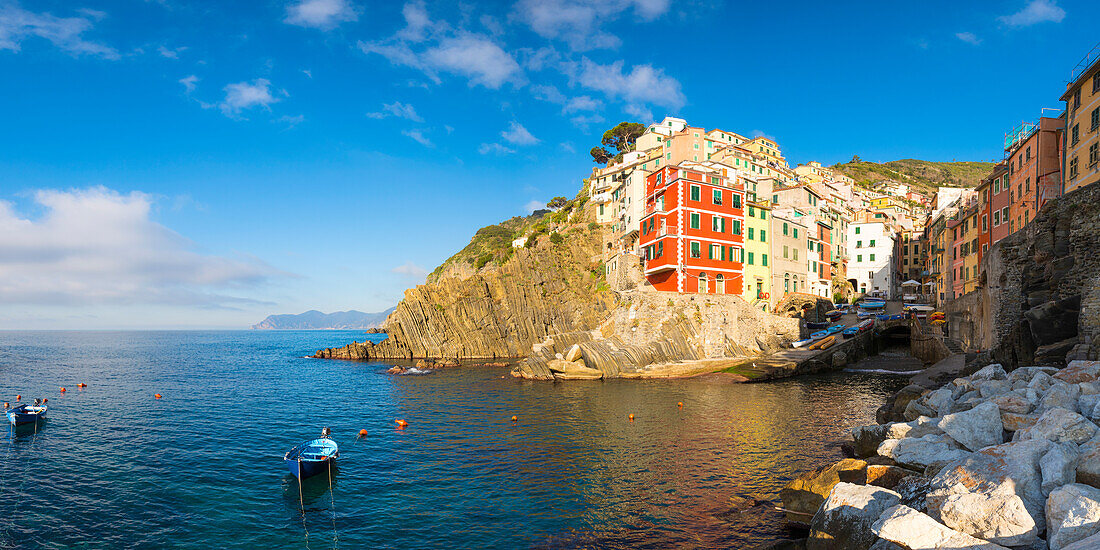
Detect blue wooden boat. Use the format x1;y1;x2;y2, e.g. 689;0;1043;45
859;300;886;311
843;319;875;338
857;310;878;320
6;404;46;426
810;329;829;339
877;313;906;321
841;325;860;338
284;429;339;480
806;321;829;330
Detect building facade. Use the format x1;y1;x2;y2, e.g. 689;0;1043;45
1062;52;1100;194
848;221;895;298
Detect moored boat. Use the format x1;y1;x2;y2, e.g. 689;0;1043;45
810;329;828;339
858;319;875;333
841;325;859;338
876;313;906;321
6;403;46;426
825;310;843;321
284;428;339;480
825;323;846;335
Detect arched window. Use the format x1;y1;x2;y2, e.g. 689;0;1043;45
716;274;724;294
784;273;790;292
699;272;708;294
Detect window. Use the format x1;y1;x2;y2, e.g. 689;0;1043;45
733;220;741;235
870;254;875;261
690;213;700;229
981;216;987;232
747;252;754;265
712;189;722;205
855;226;860;234
793;248;798;261
657;241;663;257
1072;123;1080;146
760;229;766;242
793;228;798;238
1090;143;1099;167
761;210;767;220
869;239;876;247
1095;74;1100;94
1001;206;1008;221
856;240;862;248
783;245;789;258
711;216;721;232
783;222;789;235
711;176;719;185
1026;146;1032;161
1070;156;1079;180
1025;177;1030;192
762;254;768;267
1092;108;1100;132
732;193;741;208
993;210;1000;226
690;185;700;201
710;244;720;259
748;227;755;240
857;254;862;262
690;241;700;258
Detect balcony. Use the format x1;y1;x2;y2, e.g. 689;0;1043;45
592;192;613;203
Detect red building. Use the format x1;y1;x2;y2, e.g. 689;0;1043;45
639;164;746;294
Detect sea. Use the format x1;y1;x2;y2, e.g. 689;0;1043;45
0;331;906;549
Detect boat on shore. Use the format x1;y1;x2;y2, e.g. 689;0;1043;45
284;428;339;480
876;313;906;321
843;319;875;338
805;321;829;330
6;404;47;426
825;310;843;321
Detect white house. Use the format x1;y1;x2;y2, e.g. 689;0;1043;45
847;221;896;299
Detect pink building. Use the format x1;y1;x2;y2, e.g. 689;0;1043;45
987;163;1011;246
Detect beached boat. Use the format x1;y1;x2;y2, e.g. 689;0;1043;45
792;338;815;348
6;404;46;426
859;319;875;332
904;304;935;313
858;300;886;311
842;325;859;338
857;310;879;320
284;429;339;480
825;310;843;321
876;313;906;321
816;336;836;350
806;321;829;330
826;323;846;335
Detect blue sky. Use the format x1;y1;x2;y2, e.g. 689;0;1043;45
0;0;1095;329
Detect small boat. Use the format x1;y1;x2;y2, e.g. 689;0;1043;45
841;326;860;338
815;336;836;350
858;319;875;333
806;321;829;330
857;310;878;320
905;304;935;313
792;338;815;348
859;300;887;311
810;329;829;339
825;310;843;321
284;428;339;480
876;313;906;321
6;403;47;426
825;324;846;335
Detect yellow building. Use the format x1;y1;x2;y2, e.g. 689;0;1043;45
743;201;772;310
1061;49;1100;193
960;207;980;294
743;136;787;168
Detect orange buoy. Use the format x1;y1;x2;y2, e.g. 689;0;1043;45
358;429;369;438
395;419;408;428
154;393;162;399
59;387;66;393
677;402;683;408
15;395;21;401
77;383;87;388
511;416;518;422
42;398;48;403
3;402;8;409
628;414;635;421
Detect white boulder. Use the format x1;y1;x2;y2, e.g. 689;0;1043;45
806;482;901;550
871;504;1009;549
1016;408;1098;445
939;401;1005;451
1041;442;1080;497
877;434;971;471
1046;483;1100;550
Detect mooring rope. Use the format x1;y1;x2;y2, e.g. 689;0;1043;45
298;458;311;550
328;458;339;548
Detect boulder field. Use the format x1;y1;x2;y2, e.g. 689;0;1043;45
778;360;1100;550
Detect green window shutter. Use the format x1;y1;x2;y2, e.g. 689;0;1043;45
793;228;798;238
749;206;755;217
721;246;726;261
783;223;788;235
748;252;754;265
708;245;713;260
721;218;726;233
763;254;768;267
658;242;663;256
733;194;741;208
761;210;766;220
760;229;766;242
690;186;700;201
748;227;754;240
690;213;700;229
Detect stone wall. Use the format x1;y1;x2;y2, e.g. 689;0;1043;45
943;181;1100;367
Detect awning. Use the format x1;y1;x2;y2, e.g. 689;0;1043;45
900;280;920;287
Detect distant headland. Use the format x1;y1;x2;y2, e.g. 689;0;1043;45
252;308;395;330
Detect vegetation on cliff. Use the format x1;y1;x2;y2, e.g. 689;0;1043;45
832;158;996;191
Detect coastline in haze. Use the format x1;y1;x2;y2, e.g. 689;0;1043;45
252;308;395;330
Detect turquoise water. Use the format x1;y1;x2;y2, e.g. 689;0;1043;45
0;331;904;549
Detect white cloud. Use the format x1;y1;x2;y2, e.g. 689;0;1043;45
158;45;186;59
513;0;670;51
501;121;539;145
955;32;981;45
563;95;599;113
523;199;545;213
750;129;777;142
284;0;358;30
392;261;428;281
275;114;305;128
366;101;424;122
179;75;199;93
623;103;652;122
570;112;605;131
479;143;515;155
402;128;433;147
998;0;1065;26
220;79;279;117
559;142;576;153
578;58;684;109
423;35;521;89
0;2;118;58
0;187;281;307
302;69;313;78
531;84;567;104
397;1;431;41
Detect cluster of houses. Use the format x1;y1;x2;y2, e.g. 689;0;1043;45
590;46;1100;312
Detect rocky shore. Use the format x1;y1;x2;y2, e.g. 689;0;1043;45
773;359;1100;550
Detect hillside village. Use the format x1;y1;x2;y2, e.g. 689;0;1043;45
585;46;1100;313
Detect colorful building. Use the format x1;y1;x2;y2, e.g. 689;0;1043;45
982;163;1010;248
1004;116;1064;236
639;164;746;294
848;218;896;299
1061;49;1100;194
743;201;772;309
771;212;808;306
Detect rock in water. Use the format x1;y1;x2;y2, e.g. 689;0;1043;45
871;504;1009;549
935;492;1038;546
1046;483;1100;549
779;459;868;525
851;424;889;458
564;344;583;363
806;482;900;550
939;401;1005;451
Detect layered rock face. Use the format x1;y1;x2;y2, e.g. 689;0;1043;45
784;359;1100;549
314;220;616;360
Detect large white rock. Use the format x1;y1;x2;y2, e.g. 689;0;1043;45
1009;366;1059;385
979;379;1014;399
806;482;901;550
936;492;1038;546
1016;408;1098;445
877;434;971;471
1078;394;1100;420
973;364;1008;381
1062;530;1100;549
1031;372;1056;393
871;504;1009;549
993;391;1034;414
1041;442;1080;497
1077;440;1100;489
926;439;1053;537
1041;382;1083;414
1054;361;1100;384
885;416;944;440
1046;483;1100;550
939;401;1005;451
927;386;957;416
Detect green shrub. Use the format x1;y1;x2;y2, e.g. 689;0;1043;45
549;232;564;245
475;253;493;269
588;222;599;230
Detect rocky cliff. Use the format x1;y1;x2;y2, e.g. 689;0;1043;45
314;196;617;360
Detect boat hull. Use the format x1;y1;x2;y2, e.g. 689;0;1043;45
7;406;46;426
286;457;334;480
